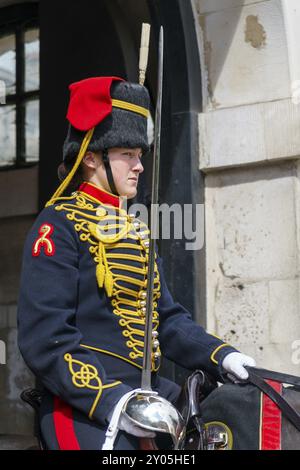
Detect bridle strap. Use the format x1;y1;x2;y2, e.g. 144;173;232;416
246;367;300;432
246;367;300;387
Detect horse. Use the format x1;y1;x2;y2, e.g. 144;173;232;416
176;367;300;450
20;367;300;450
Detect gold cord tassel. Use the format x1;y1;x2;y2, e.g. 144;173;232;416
96;243;113;297
96;244;106;289
104;269;114;298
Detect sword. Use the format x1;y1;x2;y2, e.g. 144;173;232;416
141;25;164;391
102;25;185;451
122;26;185;449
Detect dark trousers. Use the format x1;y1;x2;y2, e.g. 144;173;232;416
39;376;181;450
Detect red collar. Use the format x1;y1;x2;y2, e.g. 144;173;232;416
78;182;120;208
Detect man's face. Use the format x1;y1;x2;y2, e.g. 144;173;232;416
88;147;144;199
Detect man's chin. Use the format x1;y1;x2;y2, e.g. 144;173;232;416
121;187;138;200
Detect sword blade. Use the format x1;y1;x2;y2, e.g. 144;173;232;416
141;26;164;391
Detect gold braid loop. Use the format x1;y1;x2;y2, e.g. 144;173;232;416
64;353;121;419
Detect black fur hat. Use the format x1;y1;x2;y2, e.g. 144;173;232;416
63;79;150;162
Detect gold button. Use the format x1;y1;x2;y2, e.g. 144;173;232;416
153;340;160;348
154;352;161;359
139;291;147;299
152;331;159;338
141;307;147;314
96;207;107;217
139;300;146;308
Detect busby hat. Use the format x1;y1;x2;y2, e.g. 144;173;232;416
46;76;150;206
63;77;150;161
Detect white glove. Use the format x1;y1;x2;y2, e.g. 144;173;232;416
118;412;156;439
222;352;256;380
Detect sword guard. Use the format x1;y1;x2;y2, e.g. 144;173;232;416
101;389;156;450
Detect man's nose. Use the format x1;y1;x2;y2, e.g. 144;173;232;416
133;157;144;173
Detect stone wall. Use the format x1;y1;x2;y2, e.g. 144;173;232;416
195;0;300;374
0;216;36;435
205;160;300;373
0;167;38;436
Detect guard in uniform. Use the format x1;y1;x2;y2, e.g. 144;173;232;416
17;76;255;450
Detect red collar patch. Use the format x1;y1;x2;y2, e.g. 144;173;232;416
78;182;120;208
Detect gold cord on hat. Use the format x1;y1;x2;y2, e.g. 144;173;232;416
111;99;149;118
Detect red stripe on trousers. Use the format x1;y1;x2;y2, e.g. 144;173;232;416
53;396;81;450
261;380;282;450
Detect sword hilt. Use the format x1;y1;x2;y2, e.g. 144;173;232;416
139;23;151;86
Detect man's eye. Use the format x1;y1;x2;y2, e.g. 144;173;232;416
123;152;142;158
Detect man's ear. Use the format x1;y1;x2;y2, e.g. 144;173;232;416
83;151;99;169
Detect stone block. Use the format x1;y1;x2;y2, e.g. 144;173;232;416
213;281;269;348
260;342;300;375
199;103;265;168
197;0;267;15
198;0;289;109
0;328;34;435
0;166;38;218
0;216;35;304
199;99;300;170
0;306;8;329
7;305;17;328
205;162;298;281
269;279;300;344
295;161;300;271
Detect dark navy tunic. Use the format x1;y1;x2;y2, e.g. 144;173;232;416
17;181;237;449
